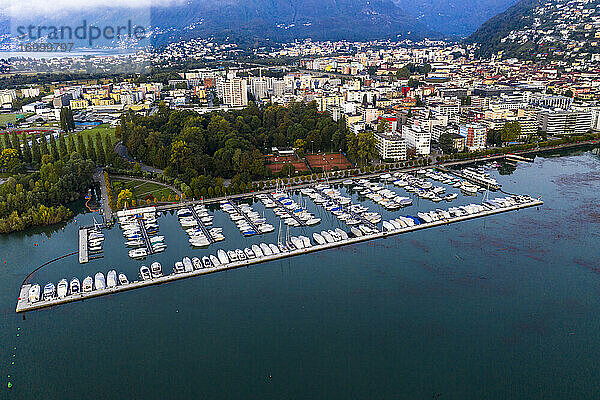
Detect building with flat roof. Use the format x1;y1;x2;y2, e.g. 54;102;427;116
402;125;431;156
459;123;487;151
537;110;592;136
375;132;406;161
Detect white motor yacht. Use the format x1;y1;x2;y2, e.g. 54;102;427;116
150;262;163;278
139;266;151;280
118;273;129;285
57;279;68;298
107;270;117;288
313;232;326;245
82;276;93;292
182;257;194;272
28;284;40;302
217;249;229;264
252;244;264;258
202;256;213;268
94;272;106;290
70;278;80;295
209;255;221;267
43;283;56;300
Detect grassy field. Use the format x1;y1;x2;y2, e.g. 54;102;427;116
0;113;32;126
111;177;176;201
77;124;116;142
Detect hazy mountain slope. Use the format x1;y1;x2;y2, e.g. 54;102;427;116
393;0;518;36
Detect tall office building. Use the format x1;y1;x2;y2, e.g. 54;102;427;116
219;78;248;107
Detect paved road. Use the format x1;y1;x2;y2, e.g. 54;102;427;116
114;141;164;174
93;168;113;223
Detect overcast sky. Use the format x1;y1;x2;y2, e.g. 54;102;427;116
0;0;184;17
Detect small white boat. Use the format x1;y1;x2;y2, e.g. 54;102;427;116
107;270;117;288
94;272;106;290
334;228;348;240
118;273;129;285
28;284;40;302
151;262;163;278
235;248;246;260
227;250;238;262
57;279;68;298
173;262;185;274
70;278;80;295
139;266;151;280
82;276;93;292
43;283;56;300
217;249;229;264
260;242;272;256
209;254;221;267
202;256;213;268
252;244;263;258
192;257;202;270
244;247;255;259
321;231;335;243
350;226;363;237
269;243;280;254
182;257;193;272
129;248;148;259
313;232;326;245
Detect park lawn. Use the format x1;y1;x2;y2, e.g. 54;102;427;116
78;124;116;142
111;177;176;201
0;113;34;126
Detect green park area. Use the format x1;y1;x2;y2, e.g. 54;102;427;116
111;176;177;202
0;113;33;127
77;124;116;142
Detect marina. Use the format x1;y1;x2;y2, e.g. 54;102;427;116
16;194;543;313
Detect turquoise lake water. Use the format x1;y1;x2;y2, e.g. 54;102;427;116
1;148;600;399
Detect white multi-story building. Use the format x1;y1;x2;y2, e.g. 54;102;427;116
402;125;431;156
375;132;407;161
218;78;248;107
537;109;592;135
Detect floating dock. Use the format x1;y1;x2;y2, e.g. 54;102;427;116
188;206;215;244
319;190;379;231
78;228;88;264
137;216;155;255
16;199;543;313
266;193;307;227
228;200;260;233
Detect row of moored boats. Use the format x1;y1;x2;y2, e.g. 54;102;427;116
28;270;129;303
178;205;225;247
119;211;166;259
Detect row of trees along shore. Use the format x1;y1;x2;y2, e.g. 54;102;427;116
0;154;95;233
0;124;126;232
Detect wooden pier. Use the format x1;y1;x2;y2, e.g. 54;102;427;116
16;199;543;313
78;228;88;264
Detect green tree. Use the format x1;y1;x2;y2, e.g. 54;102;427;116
95;132;106;166
31;135;41;164
77;134;88;159
67;134;76;154
58;133;68;160
439;132;454;154
49;134;59;161
356;131;377;166
22;135;32;164
169;140;192;175
500;121;521;143
86;136;97;163
39;135;49;156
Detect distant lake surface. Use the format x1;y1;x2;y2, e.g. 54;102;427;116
1;148;600;399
